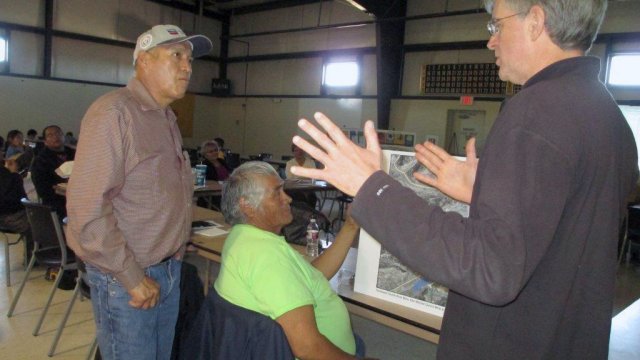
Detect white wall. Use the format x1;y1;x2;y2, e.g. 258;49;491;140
0;0;221;90
0;76;114;137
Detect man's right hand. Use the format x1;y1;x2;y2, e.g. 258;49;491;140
292;112;382;196
127;276;160;309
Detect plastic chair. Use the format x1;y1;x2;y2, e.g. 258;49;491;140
1;227;24;286
48;259;97;359
6;202;77;338
330;195;353;232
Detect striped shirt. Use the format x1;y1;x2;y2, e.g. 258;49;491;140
66;77;193;290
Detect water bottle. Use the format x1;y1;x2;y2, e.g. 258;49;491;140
306;218;320;259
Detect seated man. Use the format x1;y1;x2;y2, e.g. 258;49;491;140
215;161;366;359
30;125;75;217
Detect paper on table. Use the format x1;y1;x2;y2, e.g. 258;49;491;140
55;161;74;178
194;227;228;237
192;220;222;229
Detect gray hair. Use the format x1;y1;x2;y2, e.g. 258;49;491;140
483;0;607;52
221;161;279;225
200;140;219;156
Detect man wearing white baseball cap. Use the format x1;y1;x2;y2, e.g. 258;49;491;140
67;24;212;359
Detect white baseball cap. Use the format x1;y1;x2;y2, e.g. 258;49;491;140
133;24;213;65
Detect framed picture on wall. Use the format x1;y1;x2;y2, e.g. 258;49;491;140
425;135;439;146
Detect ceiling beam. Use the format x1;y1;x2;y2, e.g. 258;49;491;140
223;0;331;15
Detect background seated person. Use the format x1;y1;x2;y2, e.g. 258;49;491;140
285;144;318;208
285;143;317;180
0;157;33;261
30;125;75;217
5;130;27;158
215;161;367;359
200;140;229;181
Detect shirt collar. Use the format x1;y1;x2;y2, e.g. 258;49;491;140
126;77;162;111
523;56;600;89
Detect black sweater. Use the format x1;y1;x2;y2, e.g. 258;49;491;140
352;57;638;359
0;167;27;216
30;146;75;216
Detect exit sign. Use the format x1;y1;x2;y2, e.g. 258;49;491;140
460;95;474;105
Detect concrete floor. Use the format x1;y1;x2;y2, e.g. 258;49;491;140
2;231;639;360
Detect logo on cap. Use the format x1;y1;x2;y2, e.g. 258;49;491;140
139;34;153;50
167;29;180;35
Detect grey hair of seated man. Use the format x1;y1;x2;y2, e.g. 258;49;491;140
221;161;280;226
483;0;606;52
200;140;219;156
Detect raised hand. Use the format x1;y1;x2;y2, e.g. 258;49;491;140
414;137;478;204
292;112;382;196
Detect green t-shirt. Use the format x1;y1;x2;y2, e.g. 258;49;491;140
214;224;356;355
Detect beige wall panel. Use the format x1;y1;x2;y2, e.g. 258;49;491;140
407;0;483;16
188;97;377;159
361;54;377;96
227;63;248;95
240;58;324;96
230;1;371;36
190;60;219;94
280;58;324;95
601;2;640;34
54;0;120;38
0;0;44;27
52;38;132;84
390;99;502;154
8;31;44;76
0;75;115;139
229;26;375;57
54;0;218;47
405;13;489;44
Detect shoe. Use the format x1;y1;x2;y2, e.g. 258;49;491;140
45;267;59;281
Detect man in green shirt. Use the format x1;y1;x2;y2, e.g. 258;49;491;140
215;161;367;359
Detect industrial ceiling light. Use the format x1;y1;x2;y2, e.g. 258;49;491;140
343;0;367;12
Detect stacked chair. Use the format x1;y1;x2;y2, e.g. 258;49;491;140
48;258;97;359
6;202;77;337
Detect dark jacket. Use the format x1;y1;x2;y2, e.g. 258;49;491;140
352;57;639;359
180;287;294;360
0;166;27;215
30;146;75;216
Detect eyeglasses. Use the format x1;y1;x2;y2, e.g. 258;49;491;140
487;12;525;36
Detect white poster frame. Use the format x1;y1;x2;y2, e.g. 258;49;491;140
353;150;469;317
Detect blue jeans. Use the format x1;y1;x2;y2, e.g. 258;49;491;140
354;332;366;358
86;258;182;360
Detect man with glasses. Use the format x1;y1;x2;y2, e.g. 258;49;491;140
31;125;75;217
290;0;638;358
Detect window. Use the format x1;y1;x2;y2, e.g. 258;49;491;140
321;56;361;96
620;105;640;171
323;61;359;87
608;54;640;87
0;37;6;62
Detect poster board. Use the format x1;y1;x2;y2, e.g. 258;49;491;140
354;150;469;317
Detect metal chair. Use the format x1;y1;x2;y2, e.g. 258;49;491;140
48;259;97;359
620;204;640;266
6;202;77;338
1;227;24;286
